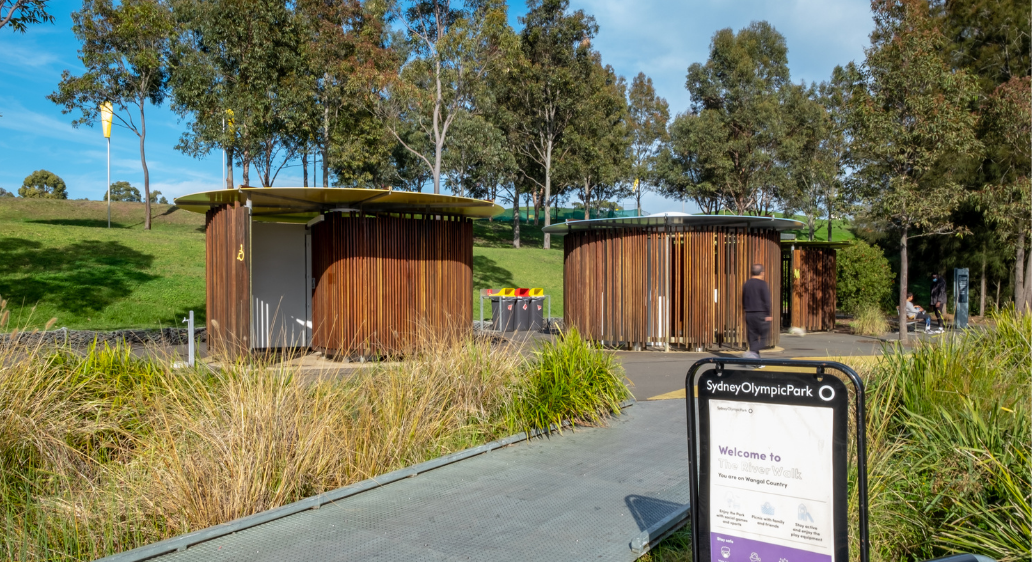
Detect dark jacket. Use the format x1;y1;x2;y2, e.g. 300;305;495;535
931;277;947;305
742;278;771;316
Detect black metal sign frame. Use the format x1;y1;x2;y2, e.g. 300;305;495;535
685;358;869;562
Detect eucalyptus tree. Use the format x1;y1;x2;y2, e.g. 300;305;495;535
443;112;514;199
49;0;172;229
683;21;794;215
374;0;512;195
565;57;629;220
626;72;668;216
847;0;981;342
497;0;596;249
169;0;301;188
301;0;396;187
0;0;52;32
781;81;847;241
658;112;720;214
977;76;1031;313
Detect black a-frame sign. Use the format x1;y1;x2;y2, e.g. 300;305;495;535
685;358;869;562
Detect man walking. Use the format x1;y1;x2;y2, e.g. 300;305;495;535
930;272;947;330
742;263;772;360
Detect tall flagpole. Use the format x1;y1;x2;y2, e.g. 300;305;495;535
101;102;113;228
107;137;111;228
222;117;226;189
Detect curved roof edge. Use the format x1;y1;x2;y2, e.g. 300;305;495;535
541;213;806;234
173;186;504;222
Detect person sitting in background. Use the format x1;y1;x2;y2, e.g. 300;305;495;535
905;292;935;333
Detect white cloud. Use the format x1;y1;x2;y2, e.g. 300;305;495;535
0;97;94;142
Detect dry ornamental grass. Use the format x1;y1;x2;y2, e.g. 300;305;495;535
0;314;628;561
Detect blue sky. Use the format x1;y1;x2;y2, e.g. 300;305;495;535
0;0;873;211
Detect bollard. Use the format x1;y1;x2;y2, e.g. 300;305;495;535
182;311;195;367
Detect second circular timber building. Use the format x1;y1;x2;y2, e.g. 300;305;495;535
543;213;806;351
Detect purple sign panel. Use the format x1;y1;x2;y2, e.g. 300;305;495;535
711;532;832;562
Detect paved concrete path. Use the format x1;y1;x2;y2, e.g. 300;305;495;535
620;331;902;400
127;400;690;562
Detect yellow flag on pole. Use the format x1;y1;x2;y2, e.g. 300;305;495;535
101;102;113;138
632;178;639;193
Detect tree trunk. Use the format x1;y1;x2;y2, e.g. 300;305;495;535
242;149;250;186
225;149;234;190
532;190;540;226
1015;230;1027;311
543;139;553;249
433;138;443;195
809;220;814;242
1022;248;1032;315
898;228;909;344
302;147;308;187
512;190;520;249
584;178;591;220
995;280;1001;311
322;105;330;188
140;102;151;229
979;252;986;317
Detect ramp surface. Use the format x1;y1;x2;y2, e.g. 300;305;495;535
147;400;689;562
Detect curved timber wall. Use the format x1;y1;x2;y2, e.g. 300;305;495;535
205;202;251;357
310;212;473;355
564;227;781;350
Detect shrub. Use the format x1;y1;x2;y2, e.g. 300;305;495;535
0;187;13;197
861;309;1030;562
515;328;630;434
838;239;894;313
851;304;888;336
19;170;67;199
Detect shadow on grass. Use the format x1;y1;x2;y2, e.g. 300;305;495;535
27;219;132;229
473;255;515;290
0;237;157;314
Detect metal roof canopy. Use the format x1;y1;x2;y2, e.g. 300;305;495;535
542;213;805;234
780;239;852;248
174;187;504;222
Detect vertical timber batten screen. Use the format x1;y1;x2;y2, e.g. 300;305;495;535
310;213;473;356
205;202;251;357
788;247;837;332
564;226;781;350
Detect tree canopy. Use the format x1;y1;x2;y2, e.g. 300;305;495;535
20;170;67;199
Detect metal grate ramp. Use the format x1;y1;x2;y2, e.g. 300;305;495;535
141;400;690;561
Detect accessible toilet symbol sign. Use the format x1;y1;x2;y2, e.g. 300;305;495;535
685;359;869;562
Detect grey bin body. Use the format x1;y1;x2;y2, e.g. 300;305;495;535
490;297;517;332
529;297;545;331
515;297;532;331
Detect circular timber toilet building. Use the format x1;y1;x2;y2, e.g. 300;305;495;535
543;213;804;351
175;187;502;357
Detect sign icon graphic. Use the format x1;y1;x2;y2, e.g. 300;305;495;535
750;552;761;562
721;547;731;558
761;502;775;515
797;504;814;522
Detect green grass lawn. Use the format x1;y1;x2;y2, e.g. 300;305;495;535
0;199;206;330
0;199;563;330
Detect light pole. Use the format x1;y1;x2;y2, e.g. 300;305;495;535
101;102;113;228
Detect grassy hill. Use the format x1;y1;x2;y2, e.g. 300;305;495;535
0;198;564;331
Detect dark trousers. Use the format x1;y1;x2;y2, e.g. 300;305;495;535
931;302;945;327
745;312;770;353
